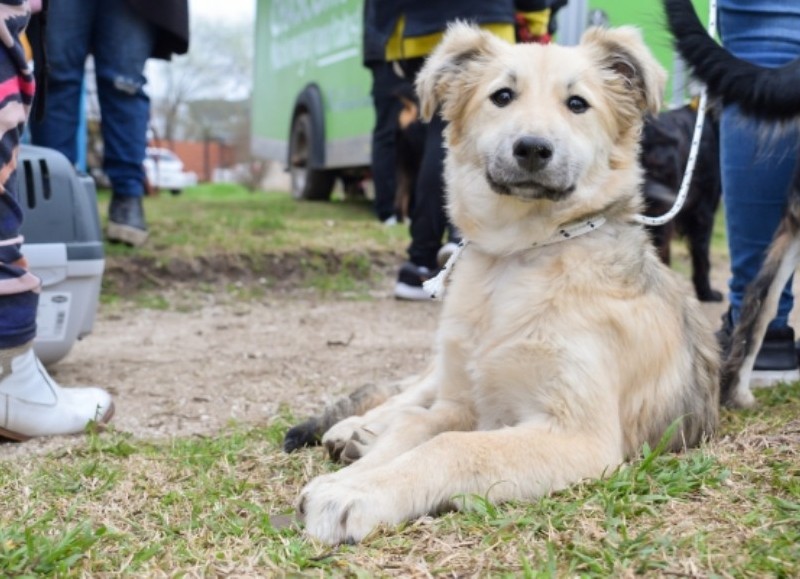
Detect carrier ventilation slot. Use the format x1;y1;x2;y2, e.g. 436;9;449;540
39;159;51;200
23;158;35;209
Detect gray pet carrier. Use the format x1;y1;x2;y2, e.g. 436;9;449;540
17;144;105;365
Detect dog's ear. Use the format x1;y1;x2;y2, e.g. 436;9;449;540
581;26;666;117
416;21;503;122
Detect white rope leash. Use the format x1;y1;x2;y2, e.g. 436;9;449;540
634;0;718;226
423;240;467;300
423;216;607;300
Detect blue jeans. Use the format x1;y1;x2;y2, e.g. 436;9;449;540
29;0;155;198
719;0;800;329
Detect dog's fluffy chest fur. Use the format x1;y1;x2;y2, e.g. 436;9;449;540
437;226;660;430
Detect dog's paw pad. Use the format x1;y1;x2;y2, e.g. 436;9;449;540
341;440;364;464
322;417;366;462
324;438;347;462
341;427;380;464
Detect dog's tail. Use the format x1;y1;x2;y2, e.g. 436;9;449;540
663;0;800;121
720;168;800;407
282;381;406;453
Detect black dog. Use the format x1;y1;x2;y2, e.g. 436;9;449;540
640;103;723;302
663;0;800;407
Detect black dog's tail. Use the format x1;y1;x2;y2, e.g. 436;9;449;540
282;381;406;453
663;0;800;121
720;167;800;407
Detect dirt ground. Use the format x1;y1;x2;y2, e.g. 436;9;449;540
0;277;440;458
3;258;795;460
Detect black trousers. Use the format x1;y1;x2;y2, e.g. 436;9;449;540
369;62;409;222
401;58;458;270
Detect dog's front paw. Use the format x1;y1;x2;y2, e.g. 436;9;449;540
322;416;363;461
697;287;724;302
339;426;379;464
322;418;381;463
297;475;402;545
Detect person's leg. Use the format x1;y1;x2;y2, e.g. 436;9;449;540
718;0;800;380
722;114;799;325
390;57;451;300
369;62;408;224
406;111;448;272
27;0;94;163
0;3;39;351
92;0;156;246
0;0;113;441
393;110;450;300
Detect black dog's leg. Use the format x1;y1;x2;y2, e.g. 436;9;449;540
685;209;723;302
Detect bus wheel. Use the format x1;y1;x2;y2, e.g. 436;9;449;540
289;112;335;200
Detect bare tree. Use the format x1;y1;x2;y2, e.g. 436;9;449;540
149;17;254;144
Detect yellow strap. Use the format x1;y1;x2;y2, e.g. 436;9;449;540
385;17;516;61
519;9;551;38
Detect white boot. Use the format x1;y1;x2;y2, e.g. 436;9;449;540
0;342;114;441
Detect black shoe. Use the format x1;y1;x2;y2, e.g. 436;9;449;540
107;195;148;247
717;309;800;387
752;326;800;385
393;262;435;301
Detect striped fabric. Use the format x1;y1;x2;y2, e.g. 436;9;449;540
0;0;40;348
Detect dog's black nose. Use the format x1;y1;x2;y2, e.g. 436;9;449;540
513;136;553;171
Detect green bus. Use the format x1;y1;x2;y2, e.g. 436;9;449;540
251;0;709;201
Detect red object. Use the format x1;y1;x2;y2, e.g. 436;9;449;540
515;13;552;44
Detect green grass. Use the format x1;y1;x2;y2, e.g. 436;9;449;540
1;386;798;576
711;202;727;255
97;184;409;306
98;184;410;260
668;203;729;281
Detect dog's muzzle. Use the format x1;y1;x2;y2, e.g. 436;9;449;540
485;136;576;201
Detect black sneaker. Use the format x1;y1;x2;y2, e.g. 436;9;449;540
394;262;435;301
717;310;800;387
107;195;148;247
752;326;800;386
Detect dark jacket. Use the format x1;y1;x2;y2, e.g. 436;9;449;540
127;0;190;59
363;0;553;65
363;0;393;65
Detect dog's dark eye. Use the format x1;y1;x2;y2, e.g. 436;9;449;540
567;95;590;114
490;88;515;108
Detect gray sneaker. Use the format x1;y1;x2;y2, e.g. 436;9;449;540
107;195;148;247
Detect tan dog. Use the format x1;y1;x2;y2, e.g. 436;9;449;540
296;23;719;545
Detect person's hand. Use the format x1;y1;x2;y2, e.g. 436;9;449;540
30;0;43;14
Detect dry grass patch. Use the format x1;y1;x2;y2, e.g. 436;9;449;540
1;385;799;576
